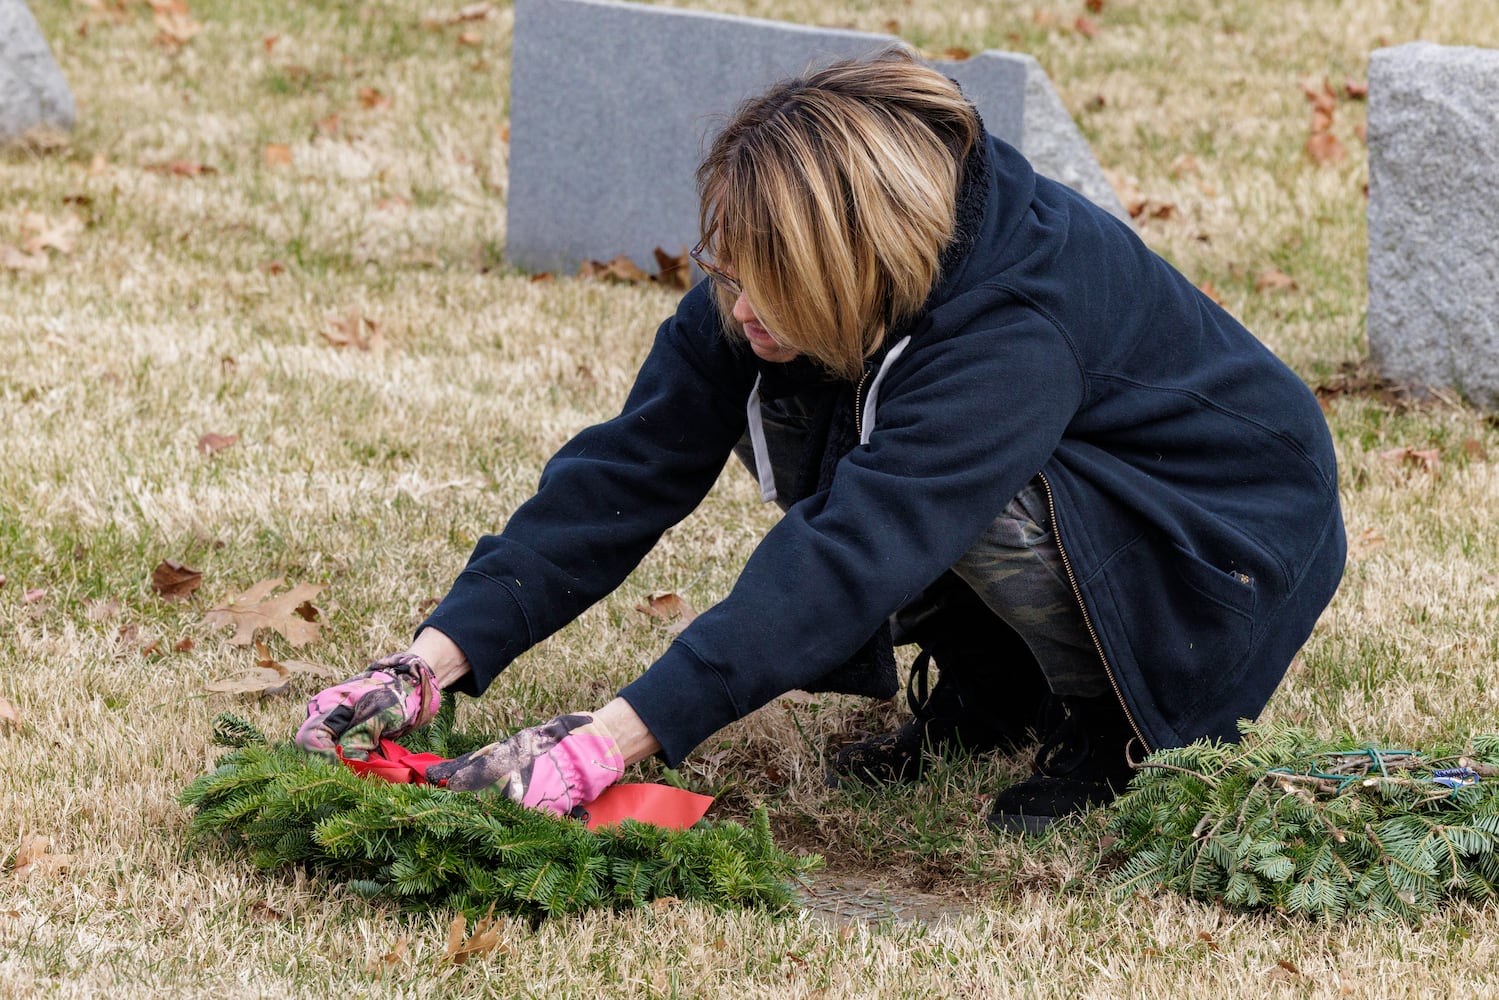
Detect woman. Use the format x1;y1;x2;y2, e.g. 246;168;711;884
297;49;1345;834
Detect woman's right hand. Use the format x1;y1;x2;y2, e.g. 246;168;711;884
294;653;441;761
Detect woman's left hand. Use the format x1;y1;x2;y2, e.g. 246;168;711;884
425;713;625;816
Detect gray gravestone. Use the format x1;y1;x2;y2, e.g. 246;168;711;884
507;0;1126;276
0;0;77;145
1367;42;1499;409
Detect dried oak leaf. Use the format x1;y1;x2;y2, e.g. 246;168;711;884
197;432;238;456
442;908;509;966
367;936;410;974
421;1;494;28
578;254;651;284
1305;131;1346;166
322;310;384;353
146;160;217;178
151;559;203;601
634;591;698;635
1;245;49;273
13;835;74;880
204;578;326;647
205;661;288;697
151;0;203;49
358;87;392;110
1380;446;1441;476
21;211;83;255
1254;268;1298;293
652;246;691;292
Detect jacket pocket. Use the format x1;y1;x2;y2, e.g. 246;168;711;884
1104;535;1257;724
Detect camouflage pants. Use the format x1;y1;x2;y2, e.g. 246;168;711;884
736;394;1107;698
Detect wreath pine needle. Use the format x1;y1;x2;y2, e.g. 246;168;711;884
1107;720;1499;922
181;711;820;918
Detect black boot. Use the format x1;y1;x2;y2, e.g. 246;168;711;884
829;574;1050;785
987;693;1139;835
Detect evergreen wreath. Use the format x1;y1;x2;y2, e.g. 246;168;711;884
1106;720;1499;922
180;709;820;919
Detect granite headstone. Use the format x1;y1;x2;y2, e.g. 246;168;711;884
507;0;1126;276
1367;42;1499;410
0;0;77;145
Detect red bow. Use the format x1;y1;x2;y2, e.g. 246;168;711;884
337;739;714;831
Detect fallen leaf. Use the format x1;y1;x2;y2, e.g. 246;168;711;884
255;640;341;680
650;896;681;912
205;663;289;697
246;900;285;922
1032;10;1057;27
23;588;46;605
634;591;697;635
1344;79;1369;100
263;144;293;167
151;559;203;601
1085;0;1105;10
262;33;279;52
1197;280;1227;306
1254;268;1298;293
421;1;494;27
456;30;482;46
146;160;217;178
0;698;19;731
84;597;121;621
1306;131;1345;165
21;211;83;255
204;578;327;647
174;637;196;652
1379;445;1441;476
652;246;691;292
367;936;410;974
358;87;392;110
322;310;384;352
442;908;508;966
1197;930;1220;950
1463;438;1488;461
1074;15;1098;37
152;3;203;49
940;47;972;61
0;573;6;588
1300;76;1337;117
197;432;238;456
0;245;49;273
1267;959;1306;983
578;254;651;284
12;835;74;880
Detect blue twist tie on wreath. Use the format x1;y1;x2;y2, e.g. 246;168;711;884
1433;767;1480;789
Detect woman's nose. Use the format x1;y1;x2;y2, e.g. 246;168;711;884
731;292;757;325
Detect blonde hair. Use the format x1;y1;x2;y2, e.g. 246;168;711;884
696;48;979;381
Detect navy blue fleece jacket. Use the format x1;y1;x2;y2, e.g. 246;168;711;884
421;134;1346;766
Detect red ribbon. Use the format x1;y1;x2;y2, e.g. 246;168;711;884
337;739;714;831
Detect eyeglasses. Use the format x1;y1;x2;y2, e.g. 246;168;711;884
690;237;742;298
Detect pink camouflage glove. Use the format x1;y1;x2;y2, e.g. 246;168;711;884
424;713;625;817
295;653;441;761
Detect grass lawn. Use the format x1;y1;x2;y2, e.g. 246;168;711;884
5;0;1499;995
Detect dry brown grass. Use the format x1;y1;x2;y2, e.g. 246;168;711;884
4;0;1499;995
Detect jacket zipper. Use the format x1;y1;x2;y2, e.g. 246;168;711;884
1036;471;1153;755
853;365;874;435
